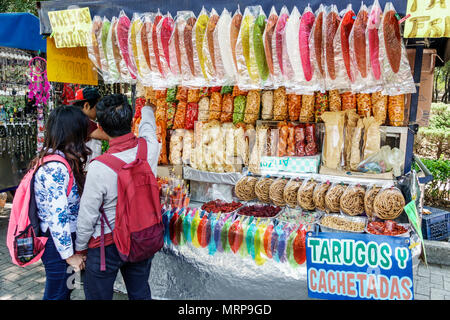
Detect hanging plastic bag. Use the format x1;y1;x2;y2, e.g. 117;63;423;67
263;7;278;86
313;181;331;212
366;0;384;92
254;221;268;265
133;15;153;86
297;178;317;211
349;3;371;92
331;4;356;90
253;10;269;86
379;2;415;95
156;12;175;87
235;6;262;89
202;8;220;85
284;178;302;208
99;17;112;82
230;7;243;79
216;8;236;85
299;5;318;92
324;5;341;91
309;4;326;91
105;17;121;83
340;183;366;216
272;6;289;88
117;11;137;80
174;11;196;87
87;16;103;76
285;6;304;93
193;7;209;85
325;182;347;213
166;13;182;87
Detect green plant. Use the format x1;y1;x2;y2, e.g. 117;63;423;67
415;103;450;159
415;157;450;207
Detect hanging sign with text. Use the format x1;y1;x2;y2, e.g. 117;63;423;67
46;38;98;85
404;0;450;38
306;231;414;300
48;7;92;48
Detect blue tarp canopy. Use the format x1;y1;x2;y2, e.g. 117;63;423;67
0;12;46;53
38;0;408;35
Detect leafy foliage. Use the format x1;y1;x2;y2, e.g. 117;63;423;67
0;0;39;15
415;157;450;208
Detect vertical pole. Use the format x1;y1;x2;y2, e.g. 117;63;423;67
404;42;424;175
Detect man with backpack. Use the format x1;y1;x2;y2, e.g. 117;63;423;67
75;94;163;300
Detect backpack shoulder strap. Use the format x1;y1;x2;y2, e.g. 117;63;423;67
94;153;127;174
40;155;74;197
136;137;148;161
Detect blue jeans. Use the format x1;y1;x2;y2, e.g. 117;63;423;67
84;244;153;300
41;233;76;300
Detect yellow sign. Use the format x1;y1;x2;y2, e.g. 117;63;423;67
404;0;450;38
47;38;98;85
48;7;92;48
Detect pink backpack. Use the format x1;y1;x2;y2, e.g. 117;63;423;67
6;155;74;267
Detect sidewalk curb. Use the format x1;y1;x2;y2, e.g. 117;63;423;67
424;240;450;266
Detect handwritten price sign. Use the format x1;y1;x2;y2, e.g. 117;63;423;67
404;0;450;38
48;7;92;48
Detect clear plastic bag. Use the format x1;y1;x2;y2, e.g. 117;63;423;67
117;11;137;81
198;96;210;121
314;91;329;122
373;186;405;220
202;8;220;86
156;12;175;87
299;5;319;92
272;6;289;88
248;125;268;174
340;183;366;216
100;17;111;79
329;89;342;111
357;92;372;117
217;8;236;85
285;6;304;93
244;90;260;125
232;95;246;124
365;0;384;92
230;7;243;81
357;145;405;176
193;7;210;85
208;91;222;121
309;4;326;92
388;94;405;126
255;177;274;204
349;118;363;171
263;7;278;86
297;178;317;211
253;10;269;87
235;6;263;90
132;14;153;86
269;177;288;207
299;94;315;122
169;129;184;165
324;5;341;91
364;185;382;219
371;91;388;124
321;111;345;170
379;2;416;95
313;180;331;212
331;4;355;91
220;93;233;123
349;3;371;92
273;86;287;121
284;178;302;208
288;94;301;121
87;16;103;76
235;175;258;201
261;90;274;120
325;182;347;213
176;11;197;87
105;17;122;83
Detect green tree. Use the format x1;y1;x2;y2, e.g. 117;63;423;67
0;0;39;15
416;103;450;159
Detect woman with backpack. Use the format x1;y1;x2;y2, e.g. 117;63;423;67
31;105;92;300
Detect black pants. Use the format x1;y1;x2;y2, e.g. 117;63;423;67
84;243;153;300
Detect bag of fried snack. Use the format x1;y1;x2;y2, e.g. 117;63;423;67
297;178;317;211
371;91;387;125
328;89;341;111
273;86;288;120
388;94;405;127
208;91;222;121
362;116;381;161
343;109;359;169
321;111;345;170
299;93;315;122
287;94;301;121
261;90;274;120
244;90;261;125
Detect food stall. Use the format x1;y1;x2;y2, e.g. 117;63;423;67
0;13;47;193
38;0;446;300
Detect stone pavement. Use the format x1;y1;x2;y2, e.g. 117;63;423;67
0;205;449;300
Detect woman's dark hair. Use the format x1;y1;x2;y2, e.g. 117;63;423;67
96;94;132;137
31;106;92;194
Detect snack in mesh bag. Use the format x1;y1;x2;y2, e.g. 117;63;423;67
364;185;381;218
273;87;288;121
284;179;302;208
388;94;405;127
255;177;274;203
261;90;274;120
341;91;356;110
173;101;187;129
313;181;331;212
357;93;372;117
288;94;301;121
328;89;342;111
269;178;288;207
299;94;315;122
340;184;366;216
220;93;234;122
198;96;210;121
244;90;261;125
235;176;258;201
297;179;317;211
315;91;329;122
371;91;387;125
208;91;222;121
294;124;306;156
325;183;346;213
373;187;405;220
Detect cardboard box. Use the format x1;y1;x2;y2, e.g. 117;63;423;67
406;48;437;127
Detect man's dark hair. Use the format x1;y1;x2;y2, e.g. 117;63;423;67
71;87;101;109
96;94;133;138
